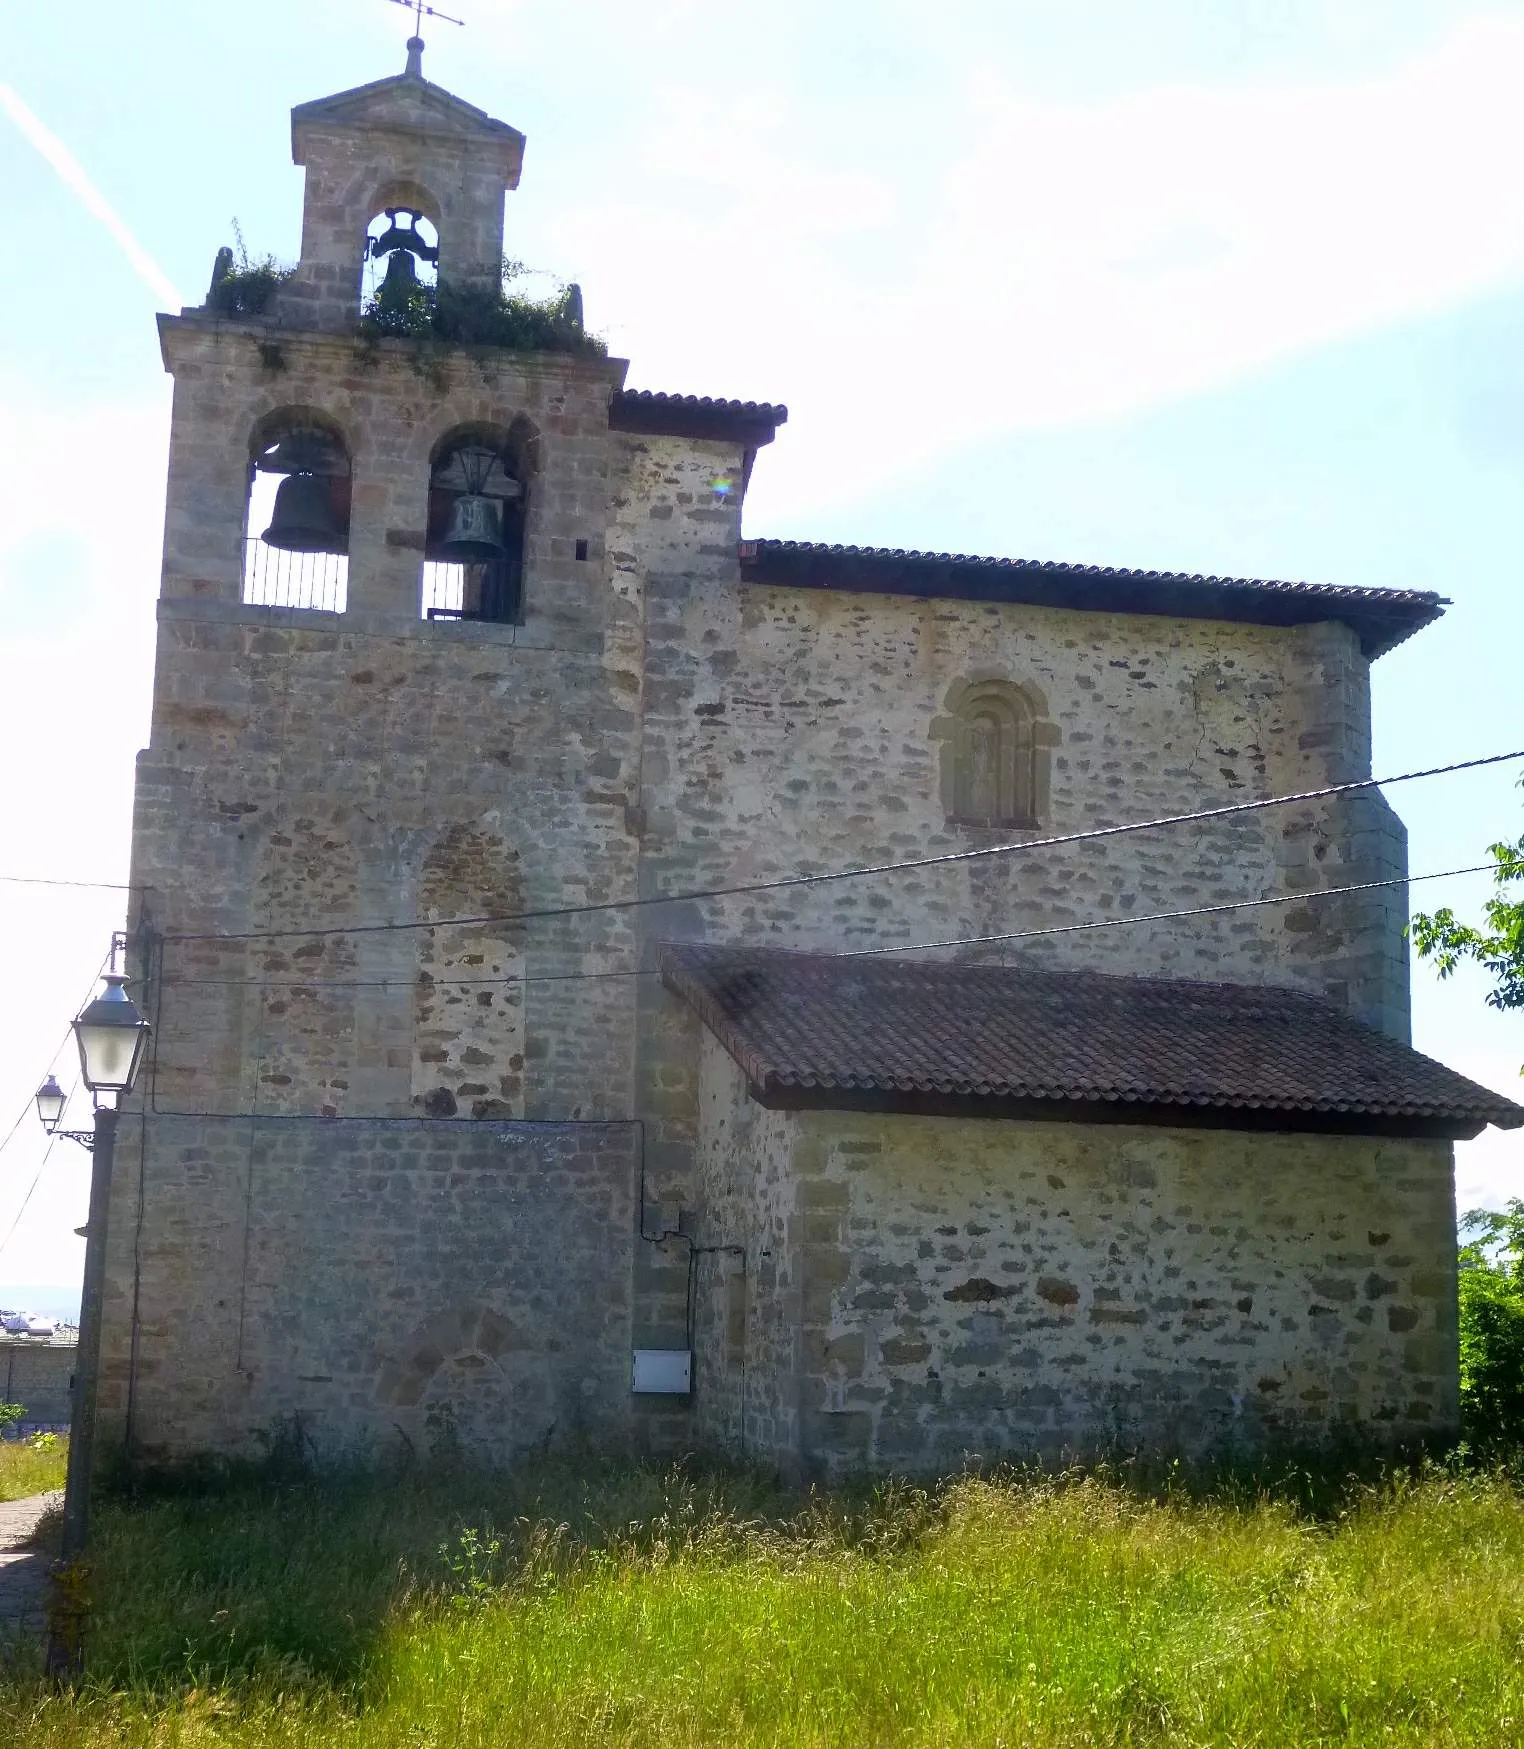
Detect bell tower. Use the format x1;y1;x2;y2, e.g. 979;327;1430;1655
109;34;785;1461
283;45;524;332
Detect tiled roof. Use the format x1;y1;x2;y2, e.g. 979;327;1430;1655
609;390;788;445
661;945;1523;1139
738;540;1445;659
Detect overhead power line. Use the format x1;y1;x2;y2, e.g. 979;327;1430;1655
162;748;1524;947
849;861;1496;959
149;860;1495;992
0;874;136;892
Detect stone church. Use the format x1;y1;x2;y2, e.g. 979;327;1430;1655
101;44;1522;1476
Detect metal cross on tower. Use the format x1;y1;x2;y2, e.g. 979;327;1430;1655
388;0;464;76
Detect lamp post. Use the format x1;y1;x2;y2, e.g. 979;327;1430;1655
34;953;151;1682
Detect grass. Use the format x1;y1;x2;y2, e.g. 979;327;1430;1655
0;1435;66;1503
2;1455;1523;1745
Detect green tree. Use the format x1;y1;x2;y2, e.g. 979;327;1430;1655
1457;1201;1524;1452
1410;798;1524;1036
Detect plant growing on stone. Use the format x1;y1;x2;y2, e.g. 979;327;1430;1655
360;256;604;358
204;220;295;318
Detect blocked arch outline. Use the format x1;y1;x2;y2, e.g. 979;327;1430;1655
930;675;1058;829
375;1301;524;1408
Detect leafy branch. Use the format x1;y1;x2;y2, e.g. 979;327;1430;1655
1410;830;1524;1014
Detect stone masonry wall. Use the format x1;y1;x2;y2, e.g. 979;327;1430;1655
634;575;1407;1036
97;1114;637;1460
136;319;646;1129
692;1036;1459;1476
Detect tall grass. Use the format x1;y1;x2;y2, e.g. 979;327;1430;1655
0;1435;66;1504
2;1457;1523;1745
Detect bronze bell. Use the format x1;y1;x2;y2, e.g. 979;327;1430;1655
440;492;504;563
262;473;346;555
379;248;419;300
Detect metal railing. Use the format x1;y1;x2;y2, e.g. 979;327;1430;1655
242;539;349;613
421;558;521;624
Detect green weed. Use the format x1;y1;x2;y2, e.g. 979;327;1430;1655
1;1456;1522;1745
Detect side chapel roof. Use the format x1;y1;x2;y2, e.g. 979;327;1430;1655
662;945;1523;1139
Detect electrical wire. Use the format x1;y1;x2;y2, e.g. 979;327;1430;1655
0;874;135;891
159;748;1524;947
145;859;1498;992
848;861;1498;958
0;1125;67;1265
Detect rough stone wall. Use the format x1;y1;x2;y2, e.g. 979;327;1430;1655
634;572;1407;1037
98;1115;636;1459
692;1039;1458;1477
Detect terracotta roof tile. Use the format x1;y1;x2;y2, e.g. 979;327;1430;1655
609;390;788;444
662;945;1522;1139
738;540;1444;659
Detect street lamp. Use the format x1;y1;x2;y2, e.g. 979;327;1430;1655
33;1075;67;1134
34;952;150;1682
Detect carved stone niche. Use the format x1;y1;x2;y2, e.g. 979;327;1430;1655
930;676;1059;829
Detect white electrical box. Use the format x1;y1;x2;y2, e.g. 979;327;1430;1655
631;1349;692;1394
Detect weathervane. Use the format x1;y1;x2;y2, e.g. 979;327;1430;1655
388;0;464;76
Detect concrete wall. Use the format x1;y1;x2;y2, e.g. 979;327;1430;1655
98;1114;636;1460
0;1344;75;1432
692;1034;1459;1476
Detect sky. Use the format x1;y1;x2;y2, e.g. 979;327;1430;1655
1;0;1521;1310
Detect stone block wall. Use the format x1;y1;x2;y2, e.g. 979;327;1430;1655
692;1035;1459;1476
98;1114;637;1460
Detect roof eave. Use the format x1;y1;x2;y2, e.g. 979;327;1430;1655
751;1081;1501;1140
737;542;1446;659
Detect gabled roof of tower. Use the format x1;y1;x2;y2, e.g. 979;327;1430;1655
291;68;524;187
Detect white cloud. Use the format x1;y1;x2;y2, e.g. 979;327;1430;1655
526;11;1524;518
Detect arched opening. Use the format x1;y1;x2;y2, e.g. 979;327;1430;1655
243;411;351;612
363;205;440;326
421;423;531;624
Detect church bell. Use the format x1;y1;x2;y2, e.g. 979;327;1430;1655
439;491;504;563
262;473;347;554
379;247;419;300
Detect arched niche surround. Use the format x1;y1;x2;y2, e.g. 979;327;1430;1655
931;676;1059;830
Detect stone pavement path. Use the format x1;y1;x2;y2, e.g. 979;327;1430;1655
0;1492;62;1637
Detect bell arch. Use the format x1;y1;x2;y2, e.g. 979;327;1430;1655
363;200;440;320
932;678;1057;829
243;407;351;612
420;421;532;624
